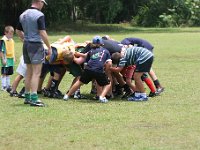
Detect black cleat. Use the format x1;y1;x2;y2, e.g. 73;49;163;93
156;87;165;95
10;91;18;97
121;91;132;99
30;100;45;107
148;92;157;97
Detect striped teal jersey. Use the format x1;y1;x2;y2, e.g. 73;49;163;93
118;46;153;67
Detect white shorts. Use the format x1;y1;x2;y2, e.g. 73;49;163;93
16;56;27;77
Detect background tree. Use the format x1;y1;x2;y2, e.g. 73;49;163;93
0;0;199;31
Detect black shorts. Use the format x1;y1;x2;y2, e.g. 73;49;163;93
135;56;153;73
66;62;82;77
80;69;110;86
1;66;14;75
40;63;65;78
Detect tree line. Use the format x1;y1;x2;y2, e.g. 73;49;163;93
0;0;199;31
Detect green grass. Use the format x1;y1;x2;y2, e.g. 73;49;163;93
0;27;200;150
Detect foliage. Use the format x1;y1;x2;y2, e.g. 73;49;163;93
0;0;200;29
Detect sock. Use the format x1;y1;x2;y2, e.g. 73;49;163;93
153;79;161;89
1;76;6;89
144;77;156;93
135;92;140;97
140;93;147;97
6;76;10;88
25;92;31;101
31;93;38;102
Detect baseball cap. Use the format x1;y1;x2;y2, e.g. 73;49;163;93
92;36;103;44
41;0;47;5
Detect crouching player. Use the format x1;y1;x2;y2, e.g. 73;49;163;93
110;46;153;101
63;36;112;103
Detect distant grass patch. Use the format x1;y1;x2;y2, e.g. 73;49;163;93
1;27;200;150
48;22;200;34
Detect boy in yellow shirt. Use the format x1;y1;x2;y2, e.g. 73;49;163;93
0;26;15;91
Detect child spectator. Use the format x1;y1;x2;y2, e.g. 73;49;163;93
0;26;15;91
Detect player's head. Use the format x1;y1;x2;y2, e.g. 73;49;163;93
111;52;121;65
63;51;74;64
4;26;14;39
90;35;103;48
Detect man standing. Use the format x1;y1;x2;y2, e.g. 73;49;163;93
16;0;52;107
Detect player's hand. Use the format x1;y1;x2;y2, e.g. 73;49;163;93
2;59;6;66
47;48;52;57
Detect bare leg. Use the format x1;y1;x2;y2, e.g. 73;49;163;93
11;74;24;92
31;64;42;93
134;72;145;93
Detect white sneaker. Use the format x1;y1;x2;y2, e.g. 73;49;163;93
63;94;69;101
99;96;108;103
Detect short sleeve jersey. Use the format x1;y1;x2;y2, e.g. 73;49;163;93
118;47;153;67
85;47;111;73
102;39;122;54
16;7;46;42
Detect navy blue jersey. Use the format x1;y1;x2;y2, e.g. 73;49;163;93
102;39;122;54
121;38;154;51
85;47;111;73
81;40;122;55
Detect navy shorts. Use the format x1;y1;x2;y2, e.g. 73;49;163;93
1;66;14;75
66;62;82;77
40;63;65;78
135;56;153;73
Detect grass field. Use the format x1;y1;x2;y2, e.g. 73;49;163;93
0;27;200;150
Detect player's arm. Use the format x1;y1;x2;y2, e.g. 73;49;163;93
110;66;123;73
0;40;6;65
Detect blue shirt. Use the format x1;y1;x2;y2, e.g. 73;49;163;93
85;47;111;73
102;39;122;54
121;37;154;51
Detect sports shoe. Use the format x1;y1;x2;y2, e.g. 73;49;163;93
128;96;148;102
30;100;45;107
42;88;50;97
106;94;114;99
99;96;108;103
148;92;157;97
52;90;64;99
6;86;12;93
63;94;69;101
156;87;164;95
1;86;7;91
74;93;88;99
10;91;18;97
121;91;132;99
24;99;31;104
18;87;25;98
18;93;25;98
92;95;99;100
